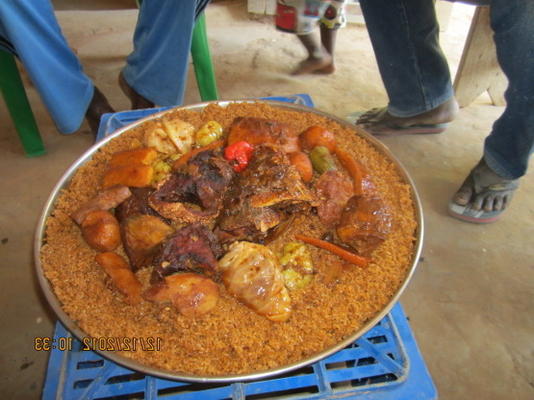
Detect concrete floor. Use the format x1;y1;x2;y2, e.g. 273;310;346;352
1;1;533;399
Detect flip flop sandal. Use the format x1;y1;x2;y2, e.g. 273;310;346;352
346;110;448;136
346;109;382;124
361;123;448;136
447;164;519;224
448;201;503;224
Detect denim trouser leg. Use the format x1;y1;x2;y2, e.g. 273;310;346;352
358;0;454;117
122;0;209;107
483;0;534;179
0;0;94;134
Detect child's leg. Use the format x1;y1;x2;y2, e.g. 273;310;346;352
318;24;337;73
292;32;333;75
315;0;348;74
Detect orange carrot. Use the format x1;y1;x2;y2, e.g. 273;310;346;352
295;234;370;267
172;139;224;170
334;147;368;196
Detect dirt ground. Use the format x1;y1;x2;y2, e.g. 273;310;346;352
0;1;532;399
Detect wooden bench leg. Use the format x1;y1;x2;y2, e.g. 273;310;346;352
453;6;507;108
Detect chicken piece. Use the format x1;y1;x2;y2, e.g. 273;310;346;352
314;170;354;227
336;195;392;256
95;252;142;305
228;117;300;153
217;145;316;243
71;185;131;225
152;224;223;282
149;149;234;225
144;273;219;316
219;241;292;322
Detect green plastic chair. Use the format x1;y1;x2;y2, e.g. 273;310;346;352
0;50;46;157
0;11;218;157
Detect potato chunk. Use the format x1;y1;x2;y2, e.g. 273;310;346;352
124;215;174;251
95;252;142;304
81;210;121;251
144;273;219;317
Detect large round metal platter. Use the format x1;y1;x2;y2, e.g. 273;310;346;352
34;100;423;382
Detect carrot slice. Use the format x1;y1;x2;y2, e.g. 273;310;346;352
334;147;368;196
295;234;369;267
172;139;225;170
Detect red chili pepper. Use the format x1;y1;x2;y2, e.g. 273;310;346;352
224;141;254;172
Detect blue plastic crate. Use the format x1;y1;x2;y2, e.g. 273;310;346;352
43;94;436;399
42;304;436;400
96;94;315;142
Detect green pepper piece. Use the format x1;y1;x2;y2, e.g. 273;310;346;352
310;146;336;174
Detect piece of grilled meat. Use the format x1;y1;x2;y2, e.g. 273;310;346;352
228;117;300;154
149;149;235;225
217;145;316;243
314;170;354;227
336;195;392;256
151;224;223;283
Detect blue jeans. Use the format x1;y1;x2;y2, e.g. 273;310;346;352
0;0;208;134
359;0;534;179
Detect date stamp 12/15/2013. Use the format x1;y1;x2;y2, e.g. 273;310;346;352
34;336;162;352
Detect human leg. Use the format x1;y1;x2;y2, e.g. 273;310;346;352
292;0;347;75
317;0;348;74
292;32;333;75
355;0;457;134
449;0;534;222
0;0;112;134
483;0;534;180
121;0;209;107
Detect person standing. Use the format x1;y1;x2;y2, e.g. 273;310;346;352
276;0;348;75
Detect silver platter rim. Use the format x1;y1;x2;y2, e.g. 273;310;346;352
34;99;424;383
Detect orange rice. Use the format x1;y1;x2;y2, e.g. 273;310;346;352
40;103;418;376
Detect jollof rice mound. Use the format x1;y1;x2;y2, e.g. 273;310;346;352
40;102;418;376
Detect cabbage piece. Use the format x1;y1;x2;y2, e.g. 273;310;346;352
219;241;291;322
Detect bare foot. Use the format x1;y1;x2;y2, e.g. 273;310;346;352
313;64;336;74
452;158;519;212
292;54;334;75
356;97;459;135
